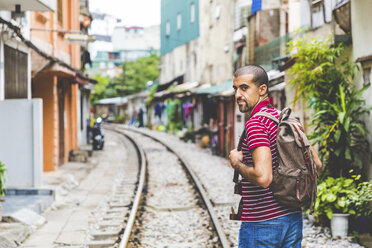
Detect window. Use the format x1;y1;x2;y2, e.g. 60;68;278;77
4;45;28;99
166;21;170;36
57;0;63;26
190;3;195;23
363;67;371;86
177;13;182;30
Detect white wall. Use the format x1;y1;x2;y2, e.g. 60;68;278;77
350;0;372;179
0;11;32;100
288;0;311;32
160;38;200;84
199;0;234;85
0;99;43;188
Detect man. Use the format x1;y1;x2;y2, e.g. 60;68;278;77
229;65;322;248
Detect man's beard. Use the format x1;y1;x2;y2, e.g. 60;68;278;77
237;98;253;113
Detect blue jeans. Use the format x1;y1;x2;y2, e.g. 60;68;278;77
239;212;303;248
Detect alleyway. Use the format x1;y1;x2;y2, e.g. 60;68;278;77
21;130;127;247
0;127;364;247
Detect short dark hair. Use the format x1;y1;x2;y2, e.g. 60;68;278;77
234;65;269;89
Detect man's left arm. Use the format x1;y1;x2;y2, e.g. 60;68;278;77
229;146;273;188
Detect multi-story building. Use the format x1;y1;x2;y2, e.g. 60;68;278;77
30;0;95;172
247;0;372;177
86;12;121;77
0;0;54;187
160;0;234;86
159;0;235;156
112;25;160;62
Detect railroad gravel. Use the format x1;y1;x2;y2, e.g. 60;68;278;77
122;126;365;248
126;132;219;247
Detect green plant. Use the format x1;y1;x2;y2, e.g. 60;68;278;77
315;173;372;221
114;114;126;123
0;161;6;198
352;180;372;218
146;84;158;107
315;176;358;220
287;36;372;177
165;99;183;133
310;84;372;177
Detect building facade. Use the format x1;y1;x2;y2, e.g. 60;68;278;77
112;25;160;62
0;0;56;187
30;0;95;172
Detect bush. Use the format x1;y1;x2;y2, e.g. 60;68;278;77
114;115;126;123
287;36;372;177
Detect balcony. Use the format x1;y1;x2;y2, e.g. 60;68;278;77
0;0;56;12
254;33;291;71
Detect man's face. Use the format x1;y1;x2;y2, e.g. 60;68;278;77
233;74;262;113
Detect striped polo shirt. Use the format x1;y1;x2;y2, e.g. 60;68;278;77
240;100;300;222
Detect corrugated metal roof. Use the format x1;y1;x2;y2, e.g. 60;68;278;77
196;80;233;95
95;97;128;105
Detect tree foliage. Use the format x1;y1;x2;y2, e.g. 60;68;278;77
90;53;160;103
287;37;372;178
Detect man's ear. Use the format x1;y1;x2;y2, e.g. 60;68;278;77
259;84;268;96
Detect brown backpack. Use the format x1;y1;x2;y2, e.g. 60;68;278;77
230;107;318;220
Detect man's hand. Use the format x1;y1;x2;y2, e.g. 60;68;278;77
229;149;243;169
229;146;273;188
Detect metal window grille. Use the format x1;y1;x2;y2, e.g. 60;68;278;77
4;45;28;99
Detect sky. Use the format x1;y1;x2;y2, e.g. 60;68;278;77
90;0;161;27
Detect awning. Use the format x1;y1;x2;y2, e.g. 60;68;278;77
154;81;199;99
267;70;285;81
196;80;233;96
157;75;184;92
0;0;56;11
95;97;128;105
126;91;149;100
269;82;286;92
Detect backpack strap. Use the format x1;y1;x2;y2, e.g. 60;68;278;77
253;110;280;125
233;128;246;184
230;127;246;220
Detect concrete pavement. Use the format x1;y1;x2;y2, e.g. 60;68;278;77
11;130;127;248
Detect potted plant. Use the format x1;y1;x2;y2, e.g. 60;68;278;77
314;176;359;238
315;174;372;238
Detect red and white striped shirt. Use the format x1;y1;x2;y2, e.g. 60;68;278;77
240;100;300;222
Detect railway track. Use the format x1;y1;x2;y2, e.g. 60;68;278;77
86;126;231;247
84;129;145;248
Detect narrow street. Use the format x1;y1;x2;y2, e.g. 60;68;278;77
0;126;366;247
1;0;372;247
21;130;127;247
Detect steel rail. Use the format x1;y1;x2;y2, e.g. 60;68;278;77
121;126;231;248
112;128;147;248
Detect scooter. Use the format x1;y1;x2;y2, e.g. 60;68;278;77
92;117;104;150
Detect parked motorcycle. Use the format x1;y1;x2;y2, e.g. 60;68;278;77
92;117;104;150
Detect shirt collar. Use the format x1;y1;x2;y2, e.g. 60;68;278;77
251;100;271;116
